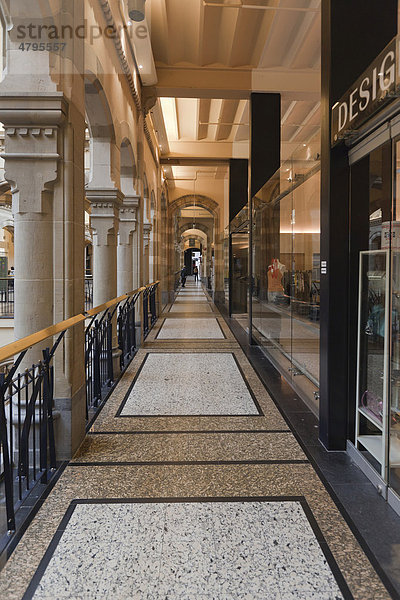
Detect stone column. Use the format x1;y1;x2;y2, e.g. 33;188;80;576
0;97;67;350
87;188;123;373
117;197;139;295
143;222;152;285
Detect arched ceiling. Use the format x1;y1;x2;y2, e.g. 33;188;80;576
148;0;321;174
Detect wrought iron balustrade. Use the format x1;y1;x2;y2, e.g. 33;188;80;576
0;281;160;545
85;277;93;311
0;277;14;318
142;282;159;339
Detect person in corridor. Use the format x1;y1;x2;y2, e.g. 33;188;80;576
181;265;187;287
193;265;199;281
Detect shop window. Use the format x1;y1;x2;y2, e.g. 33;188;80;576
251;139;321;413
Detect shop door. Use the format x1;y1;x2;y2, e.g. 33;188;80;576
231;233;248;314
351;141;393;492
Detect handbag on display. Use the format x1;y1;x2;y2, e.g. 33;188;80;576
360;390;383;422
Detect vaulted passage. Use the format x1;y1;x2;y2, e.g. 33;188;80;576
1;1;400;598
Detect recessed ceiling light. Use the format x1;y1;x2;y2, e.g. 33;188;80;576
139;65;143;69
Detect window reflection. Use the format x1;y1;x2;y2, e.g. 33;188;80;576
252;150;320;412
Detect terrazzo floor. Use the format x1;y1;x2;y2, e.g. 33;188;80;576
0;278;393;599
156;318;224;339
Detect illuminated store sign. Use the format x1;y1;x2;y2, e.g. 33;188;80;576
331;37;400;145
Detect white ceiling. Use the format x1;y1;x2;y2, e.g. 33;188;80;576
147;0;321;181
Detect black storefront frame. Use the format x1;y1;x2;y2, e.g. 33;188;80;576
346;103;400;517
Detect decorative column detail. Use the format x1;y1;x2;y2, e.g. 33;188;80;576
118;196;139;295
143;222;152;246
0;96;68;346
86;188;123;307
143;222;152;285
87;187;123;375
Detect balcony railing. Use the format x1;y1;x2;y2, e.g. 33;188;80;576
0;281;160;545
0;277;94;319
85;276;93;311
0;277;14;318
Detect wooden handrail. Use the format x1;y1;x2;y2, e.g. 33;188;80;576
85;294;129;318
0;314;87;364
0;282;160;364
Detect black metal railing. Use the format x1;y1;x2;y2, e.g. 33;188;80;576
0;277;93;319
0;277;14;318
0;325;71;533
142;282;159;339
85;277;93;311
118;290;142;371
0;281;160;542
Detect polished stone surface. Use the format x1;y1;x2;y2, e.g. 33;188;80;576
73;431;306;463
157;318;224;339
0;283;394;600
0;463;391;600
120;353;259;416
30;501;343;600
170;303;213;313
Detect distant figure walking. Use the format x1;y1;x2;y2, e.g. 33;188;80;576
181;266;187;287
193;265;199;282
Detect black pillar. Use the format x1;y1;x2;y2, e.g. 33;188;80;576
320;0;397;449
249;93;281;343
229;159;248;223
250;93;281;198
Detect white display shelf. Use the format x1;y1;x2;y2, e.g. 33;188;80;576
358;406;383;431
358;434;400;466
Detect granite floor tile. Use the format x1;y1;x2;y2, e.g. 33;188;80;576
73;431;306;463
27;501;344;600
157;318;224;339
0;293;393;600
119;353;260;416
170;303;213;313
0;463;391;600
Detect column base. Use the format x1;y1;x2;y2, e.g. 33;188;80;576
213;290;226;304
54;385;86;460
112;346;122;378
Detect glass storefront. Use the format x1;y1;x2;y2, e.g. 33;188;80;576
223;227;229;311
251;141;321;413
230;205;249;320
352;133;400;508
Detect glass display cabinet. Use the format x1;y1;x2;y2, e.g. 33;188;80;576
355;249;400;479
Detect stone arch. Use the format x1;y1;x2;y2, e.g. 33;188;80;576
85;73;117;188
178;222;211;238
120;138;138;196
169;194;218;218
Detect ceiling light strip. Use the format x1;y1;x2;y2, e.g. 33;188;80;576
202;1;320;12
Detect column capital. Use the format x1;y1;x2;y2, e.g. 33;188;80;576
0;94;68;128
119;199;138;245
0;94;69;214
143;222;152;234
85;187;124;208
123;195;140;208
143;222;152;246
88;188;123;247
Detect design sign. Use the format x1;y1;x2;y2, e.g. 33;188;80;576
331;36;400;146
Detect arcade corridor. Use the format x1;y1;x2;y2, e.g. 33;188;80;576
0;279;391;599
